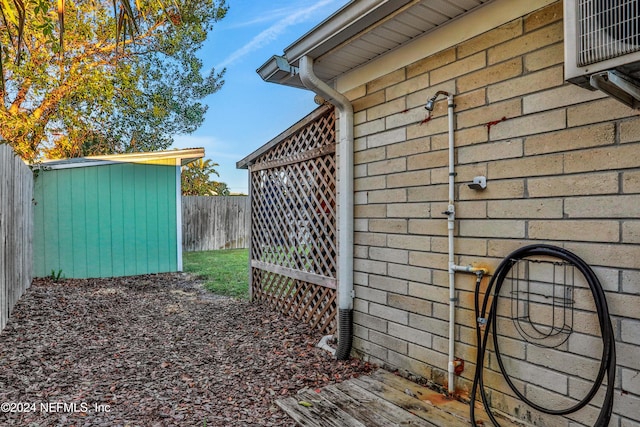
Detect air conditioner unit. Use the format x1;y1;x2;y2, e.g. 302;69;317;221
564;0;640;108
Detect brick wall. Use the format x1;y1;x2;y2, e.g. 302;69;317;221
345;2;640;426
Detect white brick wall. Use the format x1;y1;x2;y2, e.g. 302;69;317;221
346;1;640;426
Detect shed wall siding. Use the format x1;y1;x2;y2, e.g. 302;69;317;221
346;2;640;426
33;160;178;278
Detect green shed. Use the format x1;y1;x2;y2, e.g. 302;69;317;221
32;148;204;279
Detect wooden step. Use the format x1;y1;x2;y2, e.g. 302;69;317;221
276;369;525;427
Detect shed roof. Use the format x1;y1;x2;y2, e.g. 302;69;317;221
257;0;494;89
35;148;205;170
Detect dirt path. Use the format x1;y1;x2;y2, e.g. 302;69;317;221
0;274;373;426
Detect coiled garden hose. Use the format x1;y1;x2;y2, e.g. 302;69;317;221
470;244;616;427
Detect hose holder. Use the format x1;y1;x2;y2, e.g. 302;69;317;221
470;244;616;427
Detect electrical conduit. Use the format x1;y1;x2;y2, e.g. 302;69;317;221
299;55;354;360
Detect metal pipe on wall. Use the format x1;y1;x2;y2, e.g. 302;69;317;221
431;92;488;394
443;93;458;395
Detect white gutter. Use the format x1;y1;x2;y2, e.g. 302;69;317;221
299;55;354;360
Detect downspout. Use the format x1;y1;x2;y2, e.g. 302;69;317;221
299;55;354;360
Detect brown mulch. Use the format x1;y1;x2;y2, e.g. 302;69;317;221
0;274;375;426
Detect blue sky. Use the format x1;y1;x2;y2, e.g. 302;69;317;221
171;0;348;194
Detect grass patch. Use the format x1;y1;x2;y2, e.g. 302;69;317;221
182;249;249;299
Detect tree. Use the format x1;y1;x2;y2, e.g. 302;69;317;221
0;0;227;161
182;158;229;196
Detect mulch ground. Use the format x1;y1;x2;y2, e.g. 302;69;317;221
0;274;375;426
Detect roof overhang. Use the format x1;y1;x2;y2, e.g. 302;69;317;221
35;148;205;170
257;0;495;89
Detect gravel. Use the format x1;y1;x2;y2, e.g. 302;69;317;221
0;274;374;426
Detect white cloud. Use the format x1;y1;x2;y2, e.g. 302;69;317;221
215;0;337;70
223;6;300;29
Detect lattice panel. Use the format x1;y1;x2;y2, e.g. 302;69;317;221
249;107;337;335
256;111;336;163
251;158;336;276
252;269;337;335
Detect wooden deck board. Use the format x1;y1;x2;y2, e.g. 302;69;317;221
330;381;436;427
276;369;525;427
277;388;369;427
364;370;474;424
364;371;522;427
350;375;471;427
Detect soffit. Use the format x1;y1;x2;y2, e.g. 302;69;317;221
258;0;494;88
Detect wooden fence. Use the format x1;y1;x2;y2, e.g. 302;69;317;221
182;196;250;251
0;144;33;333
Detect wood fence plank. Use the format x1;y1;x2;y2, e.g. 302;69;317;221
0;146;7;331
0;144;33;334
181;196;250;251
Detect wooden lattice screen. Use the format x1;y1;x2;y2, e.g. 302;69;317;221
249;106;337;334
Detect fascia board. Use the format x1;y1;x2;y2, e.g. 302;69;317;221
257;0;414;85
36;148;205;170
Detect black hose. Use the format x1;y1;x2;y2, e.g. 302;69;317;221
470;244;616;426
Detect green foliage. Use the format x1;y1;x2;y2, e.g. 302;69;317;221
182;249;249;299
0;0;227;161
181;158;230;196
49;269;63;282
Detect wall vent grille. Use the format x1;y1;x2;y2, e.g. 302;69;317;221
577;0;640;66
